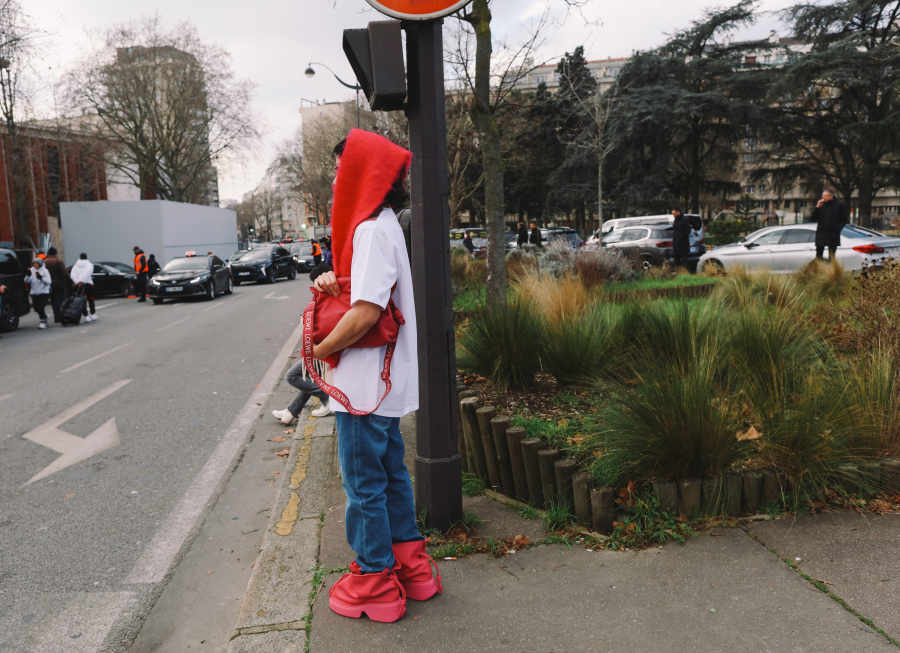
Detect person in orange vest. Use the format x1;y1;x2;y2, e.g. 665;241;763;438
311;239;322;267
133;246;149;303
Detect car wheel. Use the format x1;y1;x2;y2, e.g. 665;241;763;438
288;266;296;280
152;298;164;305
224;276;234;295
268;270;277;284
700;259;724;275
121;280;134;297
0;301;19;332
206;281;216;300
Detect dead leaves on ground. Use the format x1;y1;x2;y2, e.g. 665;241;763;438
276;449;290;458
268;436;287;442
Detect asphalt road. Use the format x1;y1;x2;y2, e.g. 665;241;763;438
0;274;313;652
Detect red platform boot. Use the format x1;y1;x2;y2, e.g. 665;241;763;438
328;561;406;623
392;540;443;601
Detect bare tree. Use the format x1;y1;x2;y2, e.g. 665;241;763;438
253;188;281;241
451;2;552;308
66;16;260;205
0;0;42;246
559;74;624;233
445;85;483;227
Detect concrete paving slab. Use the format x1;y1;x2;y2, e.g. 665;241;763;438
227;629;306;653
310;528;895;652
462;494;547;544
750;512;900;641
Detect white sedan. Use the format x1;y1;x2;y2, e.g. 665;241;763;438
698;223;900;273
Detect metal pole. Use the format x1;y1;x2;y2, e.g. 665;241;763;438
404;19;462;531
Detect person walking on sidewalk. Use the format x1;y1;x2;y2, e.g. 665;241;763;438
517;221;528;248
271;362;332;424
133;246;148;302
43;247;70;324
810;189;848;261
70;253;98;322
312;130;440;624
25;258;51;329
529;222;543;249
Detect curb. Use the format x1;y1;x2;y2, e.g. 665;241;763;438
227;403;336;653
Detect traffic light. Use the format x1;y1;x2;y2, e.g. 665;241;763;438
343;20;406;111
249;226;255;233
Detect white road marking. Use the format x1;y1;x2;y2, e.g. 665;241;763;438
202;302;224;312
21;380;132;486
98;302;120;309
0;393;13;403
262;291;289;300
158;316;192;331
125;320;305;585
60;342;134;374
36;591;137;653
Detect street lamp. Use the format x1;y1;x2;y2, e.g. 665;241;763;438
304;62;361;128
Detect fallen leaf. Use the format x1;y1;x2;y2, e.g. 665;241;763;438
513;535;530;548
274;472;280;474
63;493;75;498
737;425;761;441
269;436;287;442
207;571;214;574
288;356;297;359
276;449;290;457
283;429;295;434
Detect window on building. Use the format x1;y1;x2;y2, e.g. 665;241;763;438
744;138;758;150
743;154;757;163
743;185;755;193
758;185;767;193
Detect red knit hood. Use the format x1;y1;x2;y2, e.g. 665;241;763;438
330;129;412;278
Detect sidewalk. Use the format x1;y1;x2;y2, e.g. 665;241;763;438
236;410;900;652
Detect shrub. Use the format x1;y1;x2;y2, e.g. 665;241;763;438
603;361;746;480
513;269;596;323
712;266;803;309
451;249;486;293
707;217;754;245
796;258;847;299
506;247;539;283
825;259;900;353
832;350;900;459
573;245;639;287
538;239;575;278
542;303;625;386
456;296;544;390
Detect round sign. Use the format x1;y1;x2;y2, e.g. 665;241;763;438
364;0;473;21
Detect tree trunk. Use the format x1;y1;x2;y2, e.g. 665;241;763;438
466;0;506;309
597;144;603;234
858;165;875;228
690;121;701;214
7;125;29;248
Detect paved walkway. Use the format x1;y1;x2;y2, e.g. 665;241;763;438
234;410;900;652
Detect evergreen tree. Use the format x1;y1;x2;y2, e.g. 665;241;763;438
605;1;770;215
754;0;900;226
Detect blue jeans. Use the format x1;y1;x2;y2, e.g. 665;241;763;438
335;412;421;573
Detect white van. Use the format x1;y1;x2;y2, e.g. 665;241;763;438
587;214;700;243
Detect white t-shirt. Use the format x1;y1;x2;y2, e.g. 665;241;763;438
330;207;418;418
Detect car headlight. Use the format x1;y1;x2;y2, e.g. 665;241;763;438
151;279;161;286
190;274;209;283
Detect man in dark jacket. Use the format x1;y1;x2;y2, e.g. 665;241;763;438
528;222;542;248
810;190;848;260
133;246;148;302
462;232;475;254
517;222;528;247
671;209;691;268
42;247;70;323
147;254;161;278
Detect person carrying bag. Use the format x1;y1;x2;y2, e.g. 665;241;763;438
305;129;440;625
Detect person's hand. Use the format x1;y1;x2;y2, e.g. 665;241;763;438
0;285;6;293
313;271;340;297
312;342;331;360
816;199;825;208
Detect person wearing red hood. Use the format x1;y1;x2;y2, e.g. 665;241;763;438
312;130;440;623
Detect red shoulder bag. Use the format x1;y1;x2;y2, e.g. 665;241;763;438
302;277;405;415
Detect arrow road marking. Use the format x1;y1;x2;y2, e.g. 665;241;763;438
21;379;132;486
263;291;290;300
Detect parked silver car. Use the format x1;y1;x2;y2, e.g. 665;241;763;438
602;223;706;270
698;223;900;273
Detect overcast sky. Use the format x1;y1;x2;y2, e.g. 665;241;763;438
28;0;797;201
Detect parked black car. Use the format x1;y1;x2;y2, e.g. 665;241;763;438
149;253;233;304
229;246;295;284
67;262;136;297
0;247;29;332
